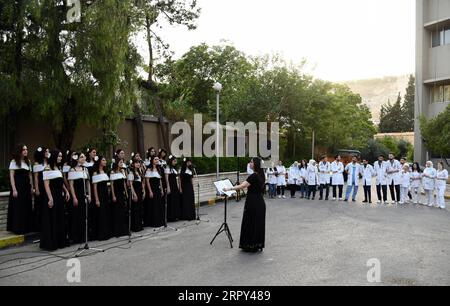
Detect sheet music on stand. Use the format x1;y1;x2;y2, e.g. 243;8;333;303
213;179;237;197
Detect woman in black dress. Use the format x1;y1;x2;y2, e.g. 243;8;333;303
225;157;266;253
41;150;71;251
68;152;91;244
7;144;33;235
179;158;196;221
165;155;181;222
110;157;128;238
32;147;49;232
145;147;156;168
128;158;145;232
92;156;111;241
144;156;165;227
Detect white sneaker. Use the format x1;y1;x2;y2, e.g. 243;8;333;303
278;195;282;199
377;200;381;204
332;198;336;201
428;204;433;207
282;195;286;199
399;202;404;205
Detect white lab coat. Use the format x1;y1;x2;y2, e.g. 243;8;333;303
318;161;331;185
400;171;411;188
435;169;449;188
306;165;319;186
345;163;363;187
373;161;388;185
267;168;278;185
385;159;402;185
410;171;422;188
287;166;301;185
299;168;307;184
362;164;376;186
276;165;287;186
331;161;344;186
422;167;437;191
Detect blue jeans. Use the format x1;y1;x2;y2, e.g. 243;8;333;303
269;184;277;197
300;183;308;197
345;184;359;201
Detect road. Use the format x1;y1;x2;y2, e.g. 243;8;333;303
0;190;449;286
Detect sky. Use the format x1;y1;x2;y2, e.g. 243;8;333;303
143;0;416;82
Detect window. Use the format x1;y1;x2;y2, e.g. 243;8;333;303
431;27;450;47
444;85;450;102
431;82;450;103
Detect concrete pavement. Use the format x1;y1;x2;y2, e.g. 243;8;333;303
0;189;449;286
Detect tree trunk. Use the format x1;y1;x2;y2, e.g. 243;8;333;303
134;103;145;155
53;97;77;152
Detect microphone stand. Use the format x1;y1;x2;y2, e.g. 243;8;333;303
75;166;104;257
154;169;177;233
194;167;209;225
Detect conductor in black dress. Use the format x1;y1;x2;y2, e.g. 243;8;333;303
224;157;266;253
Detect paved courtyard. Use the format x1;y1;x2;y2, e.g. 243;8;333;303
0;190;449;286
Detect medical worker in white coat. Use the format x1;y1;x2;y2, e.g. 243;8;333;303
287;162;301;198
344;156;364;202
422;161;437;207
331;155;345;201
374;155;388;204
362;159;376;203
435;161;448;209
386;153;402;204
276;161;287;199
306;160;319;200
410;162;422;204
318;156;331;201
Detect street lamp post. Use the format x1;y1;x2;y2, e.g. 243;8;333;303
213;82;223;182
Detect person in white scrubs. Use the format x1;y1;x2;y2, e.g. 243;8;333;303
374;155;388;204
331;155;345;201
306;160;319;200
318;156;331;201
399;164;411;205
266;163;278;199
287;162;301;198
435;161;448;209
410;162;422;204
422;161;437;207
299;160;308;199
386;153;402;204
276;161;287;199
362;158;376;204
344;156;363;202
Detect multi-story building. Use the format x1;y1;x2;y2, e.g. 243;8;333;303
415;0;450;164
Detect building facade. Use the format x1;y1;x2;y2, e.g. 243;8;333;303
415;0;450;164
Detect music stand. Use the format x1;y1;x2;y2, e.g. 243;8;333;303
210;179;236;248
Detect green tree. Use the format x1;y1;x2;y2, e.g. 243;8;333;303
0;0;141;152
379;93;403;133
402;75;415;132
420;104;450;163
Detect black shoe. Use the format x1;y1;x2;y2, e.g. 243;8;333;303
325;198;329;201
319;197;323;201
363;200;368;203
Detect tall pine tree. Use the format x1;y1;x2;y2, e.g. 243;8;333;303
401;75;415;132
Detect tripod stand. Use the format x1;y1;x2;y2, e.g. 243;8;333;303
193;167;209;225
210;195;234;248
154;185;178;233
75;167;104;257
127;184;143;243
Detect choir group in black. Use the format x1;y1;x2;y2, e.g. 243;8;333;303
7;144;197;251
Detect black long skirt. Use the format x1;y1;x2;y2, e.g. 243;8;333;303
40;178;66;251
147;178;165;227
7;169;33;235
69;179;87;244
92;181;111;241
111;179;128;238
131;181;144;232
167;174;181;222
32;171;45;233
239;193;266;251
180;174;195;221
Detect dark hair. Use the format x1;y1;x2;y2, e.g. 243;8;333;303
86;148;97;163
130;158;143;178
48;149;62;171
378;154;385;158
412;162;421;173
158;148;167;160
181;157;193;174
300;159;308;169
69;152;81;169
111;156;123;173
13;143;30;168
146;147;156;159
168;155;177;169
34;147;47;165
335;155;341;160
251;157;266;191
115;149;125;158
320;155;326;161
93;156;105;174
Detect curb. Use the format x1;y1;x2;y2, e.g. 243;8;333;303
0;234;24;249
